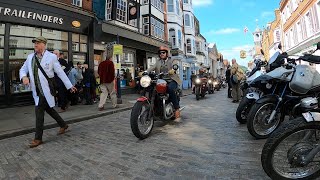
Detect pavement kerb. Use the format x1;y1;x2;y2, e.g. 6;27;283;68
0;92;193;140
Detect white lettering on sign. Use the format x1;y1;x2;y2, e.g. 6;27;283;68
0;7;64;25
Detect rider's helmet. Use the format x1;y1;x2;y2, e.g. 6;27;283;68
158;46;170;59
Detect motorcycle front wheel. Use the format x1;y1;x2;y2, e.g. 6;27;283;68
196;87;200;100
236;97;253;124
247;101;282;139
261;117;320;180
130;101;154;140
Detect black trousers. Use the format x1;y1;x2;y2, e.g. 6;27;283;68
35;94;67;140
58;85;67;110
228;82;232;98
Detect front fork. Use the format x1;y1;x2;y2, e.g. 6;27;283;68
147;90;157;120
267;83;288;124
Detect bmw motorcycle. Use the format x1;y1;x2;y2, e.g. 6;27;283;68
130;65;184;140
247;43;320;139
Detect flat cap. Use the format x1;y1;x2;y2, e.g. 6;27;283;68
32;36;47;44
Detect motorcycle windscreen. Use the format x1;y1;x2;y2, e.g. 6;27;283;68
268;52;280;64
247;70;262;82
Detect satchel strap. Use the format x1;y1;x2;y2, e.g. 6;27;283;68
34;53;50;81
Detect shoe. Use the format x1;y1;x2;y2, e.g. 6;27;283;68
232;100;237;103
98;106;104;111
29;140;43;148
112;104;118;109
175;110;181;119
58;125;69;135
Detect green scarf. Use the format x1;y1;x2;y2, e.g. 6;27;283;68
32;54;44;96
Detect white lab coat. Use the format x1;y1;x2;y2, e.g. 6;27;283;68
19;50;73;108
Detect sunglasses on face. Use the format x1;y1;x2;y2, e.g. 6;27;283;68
159;51;167;55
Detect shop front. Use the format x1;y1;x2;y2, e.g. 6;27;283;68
0;0;93;107
94;21;169;93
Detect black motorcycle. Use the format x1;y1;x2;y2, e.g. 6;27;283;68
194;75;208;100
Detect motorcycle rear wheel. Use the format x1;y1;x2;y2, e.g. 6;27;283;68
236;97;253;124
261;117;320;180
130;101;154;140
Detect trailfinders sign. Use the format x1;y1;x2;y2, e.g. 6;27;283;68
0;7;64;25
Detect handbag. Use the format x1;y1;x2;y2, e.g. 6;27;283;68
34;54;57;96
231;74;238;84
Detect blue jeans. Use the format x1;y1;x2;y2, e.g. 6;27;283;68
168;81;180;110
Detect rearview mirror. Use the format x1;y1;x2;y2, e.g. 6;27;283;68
173;64;179;70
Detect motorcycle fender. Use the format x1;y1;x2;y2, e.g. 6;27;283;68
302;112;320;122
137;96;149;102
246;92;260;100
255;94;278;104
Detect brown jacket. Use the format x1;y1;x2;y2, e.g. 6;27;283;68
147;58;182;85
231;63;245;81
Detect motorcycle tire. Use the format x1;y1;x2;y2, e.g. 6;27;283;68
196;87;200;100
236;97;253;124
247;101;282;139
261;117;320;180
130;101;154;140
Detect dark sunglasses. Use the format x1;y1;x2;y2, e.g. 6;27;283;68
159;51;167;54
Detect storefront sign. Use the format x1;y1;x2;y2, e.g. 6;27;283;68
240;50;246;59
113;44;123;55
182;63;190;67
0;6;64;24
72;20;81;28
115;63;121;69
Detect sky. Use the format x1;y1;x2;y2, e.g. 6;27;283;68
193;0;281;66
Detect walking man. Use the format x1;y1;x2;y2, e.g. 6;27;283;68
225;65;232;98
98;53;117;111
20;36;77;148
231;59;244;103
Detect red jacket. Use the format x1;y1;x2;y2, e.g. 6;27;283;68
98;60;115;84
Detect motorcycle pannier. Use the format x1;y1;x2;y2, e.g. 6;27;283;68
289;65;319;94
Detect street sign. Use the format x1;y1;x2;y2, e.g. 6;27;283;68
113;44;123;55
240;50;247;59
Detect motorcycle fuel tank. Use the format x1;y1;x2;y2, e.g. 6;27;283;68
290;65;320;94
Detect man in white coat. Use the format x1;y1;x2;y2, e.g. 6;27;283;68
20;36;77;148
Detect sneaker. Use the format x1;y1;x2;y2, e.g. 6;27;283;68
98;106;104;111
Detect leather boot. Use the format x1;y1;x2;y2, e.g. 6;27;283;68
58;125;69;135
29;140;43;148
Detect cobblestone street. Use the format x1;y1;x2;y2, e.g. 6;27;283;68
0;89;269;180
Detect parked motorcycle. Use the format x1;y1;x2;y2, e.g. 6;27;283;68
130;65;184;140
194;75;208;100
247;43;320;139
261;96;320;180
236;51;281;124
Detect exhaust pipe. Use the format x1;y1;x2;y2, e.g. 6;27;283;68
179;106;186;111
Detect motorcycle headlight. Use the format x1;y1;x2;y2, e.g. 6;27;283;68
214;81;218;85
140;75;151;88
208;80;212;84
195;78;201;84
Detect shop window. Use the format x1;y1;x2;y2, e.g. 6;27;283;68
116;0;127;23
42;29;68;41
10;25;41;37
47;43;54;50
80;35;88;43
0;24;4;35
72;43;79;51
72;33;80;42
80;44;87;53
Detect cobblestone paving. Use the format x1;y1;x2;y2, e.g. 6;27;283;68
0;89;270;180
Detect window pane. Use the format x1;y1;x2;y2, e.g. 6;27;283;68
9;37;34;49
80;35;87;43
0;24;5;35
0;49;4;95
72;43;79;51
47;40;68;51
42;29;68;41
80;43;87;52
72;33;80;42
9;49;34;93
10;25;41;37
0;36;4;48
73;54;86;66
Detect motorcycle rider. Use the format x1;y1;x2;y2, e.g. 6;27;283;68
146;46;182;118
